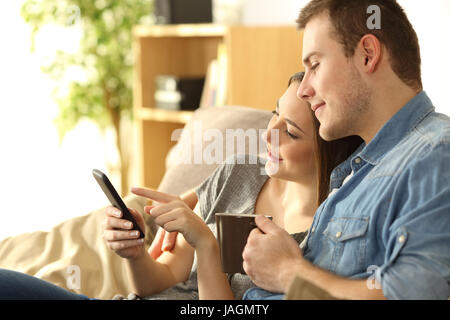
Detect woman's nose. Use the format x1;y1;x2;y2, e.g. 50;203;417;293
265;127;279;147
265;119;277;143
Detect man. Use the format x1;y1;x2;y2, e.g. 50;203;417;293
242;0;450;299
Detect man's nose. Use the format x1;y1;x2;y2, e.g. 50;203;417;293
297;79;315;101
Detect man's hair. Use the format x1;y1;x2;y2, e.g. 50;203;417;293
297;0;422;91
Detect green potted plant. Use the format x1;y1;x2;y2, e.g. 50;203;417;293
21;0;154;195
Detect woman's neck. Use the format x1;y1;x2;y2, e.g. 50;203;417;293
267;177;318;230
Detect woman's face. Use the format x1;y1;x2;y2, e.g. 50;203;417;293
265;81;317;183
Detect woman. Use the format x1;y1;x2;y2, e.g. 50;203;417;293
0;72;362;299
101;71;362;300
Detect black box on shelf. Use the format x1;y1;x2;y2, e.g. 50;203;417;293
155;0;212;24
155;75;205;111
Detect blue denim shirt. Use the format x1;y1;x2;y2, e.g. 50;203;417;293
245;91;450;300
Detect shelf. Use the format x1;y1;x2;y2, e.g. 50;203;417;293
133;23;227;38
135;107;194;124
133;24;303;189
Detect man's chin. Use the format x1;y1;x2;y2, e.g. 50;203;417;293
319;124;347;141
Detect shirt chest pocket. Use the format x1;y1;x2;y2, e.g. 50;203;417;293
321;217;370;276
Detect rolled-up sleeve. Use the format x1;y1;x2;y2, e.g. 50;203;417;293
375;144;450;299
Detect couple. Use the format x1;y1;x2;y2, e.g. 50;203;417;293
1;0;449;300
0;70;358;300
105;0;450;300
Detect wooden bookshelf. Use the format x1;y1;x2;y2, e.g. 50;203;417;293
133;24;303;189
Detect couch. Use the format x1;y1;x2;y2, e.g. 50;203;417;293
0;105;334;299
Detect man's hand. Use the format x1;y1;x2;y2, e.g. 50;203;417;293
242;215;304;293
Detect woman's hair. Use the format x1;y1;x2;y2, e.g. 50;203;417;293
288;71;363;206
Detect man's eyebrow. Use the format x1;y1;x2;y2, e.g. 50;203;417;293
303;51;320;66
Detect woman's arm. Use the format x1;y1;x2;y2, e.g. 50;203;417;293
125;232;195;297
104;189;199;297
196;238;234;300
148;189;198;257
102;205;189;297
139;188;235;300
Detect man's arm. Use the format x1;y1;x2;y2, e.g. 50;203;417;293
284;255;385;300
372;144;450;300
243;215;385;300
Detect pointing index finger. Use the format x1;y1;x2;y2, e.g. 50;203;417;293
131;187;179;203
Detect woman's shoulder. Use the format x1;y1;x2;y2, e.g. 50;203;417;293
195;153;267;205
221;153;267;180
224;153;267;168
197;154;269;221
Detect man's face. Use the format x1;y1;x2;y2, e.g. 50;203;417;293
297;13;372;141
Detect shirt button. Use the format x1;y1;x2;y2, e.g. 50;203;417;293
354;157;361;164
336;231;342;238
311;227;315;233
398;235;406;243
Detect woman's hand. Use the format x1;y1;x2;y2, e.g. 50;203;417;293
102;206;146;260
132;187;216;251
148;228;178;260
147;199;215;251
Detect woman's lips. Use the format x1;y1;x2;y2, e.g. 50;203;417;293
268;151;282;163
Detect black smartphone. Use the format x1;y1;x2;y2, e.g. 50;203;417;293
92;169;145;238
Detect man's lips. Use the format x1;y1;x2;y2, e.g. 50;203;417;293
311;102;325;112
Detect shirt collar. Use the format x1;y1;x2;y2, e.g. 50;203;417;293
331;143;365;182
359;91;434;166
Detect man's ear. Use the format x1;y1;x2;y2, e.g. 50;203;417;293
358;34;382;73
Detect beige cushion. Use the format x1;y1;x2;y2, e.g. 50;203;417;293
0;195;153;299
0;105;271;299
158;105;272;195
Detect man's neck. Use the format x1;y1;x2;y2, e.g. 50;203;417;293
360;83;419;144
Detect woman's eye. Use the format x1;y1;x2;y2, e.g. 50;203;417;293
271;110;279;116
285;130;299;140
311;63;320;71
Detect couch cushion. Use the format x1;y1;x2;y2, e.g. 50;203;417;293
158;105;272;196
0;194;151;299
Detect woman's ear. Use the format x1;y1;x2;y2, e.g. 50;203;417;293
358;34;382;73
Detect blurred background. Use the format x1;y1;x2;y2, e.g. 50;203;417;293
0;0;449;241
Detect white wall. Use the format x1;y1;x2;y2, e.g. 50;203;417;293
0;1;114;241
396;0;450;115
0;0;447;241
242;0;450;116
